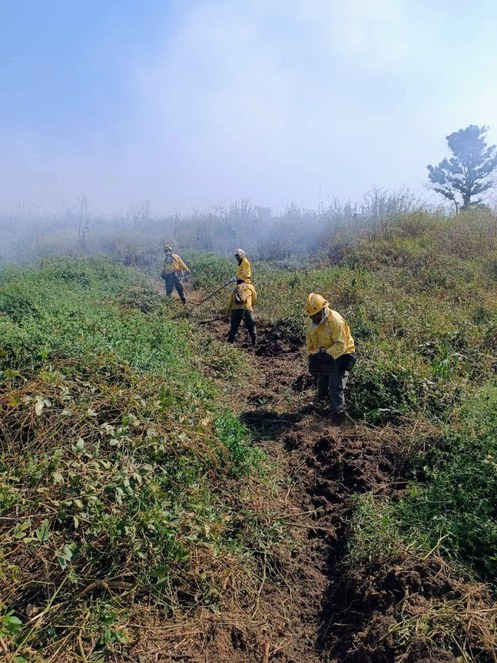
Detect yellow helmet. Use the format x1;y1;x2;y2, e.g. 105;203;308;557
306;293;328;316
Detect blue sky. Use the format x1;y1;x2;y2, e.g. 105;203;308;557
1;0;497;213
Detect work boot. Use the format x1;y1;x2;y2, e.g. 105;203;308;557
251;335;257;347
309;397;328;411
330;411;345;425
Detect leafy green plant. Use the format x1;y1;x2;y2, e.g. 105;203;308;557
214;411;263;476
0;610;23;639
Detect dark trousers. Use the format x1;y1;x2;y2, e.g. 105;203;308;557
227;309;257;345
317;353;356;414
164;273;186;304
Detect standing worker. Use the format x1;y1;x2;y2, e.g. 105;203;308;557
161;244;190;305
306;293;356;423
226;279;257;346
234;249;252;284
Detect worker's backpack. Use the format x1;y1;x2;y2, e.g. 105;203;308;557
234;284;249;305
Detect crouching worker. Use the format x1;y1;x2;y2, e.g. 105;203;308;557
161;244;190;304
226;279;257;346
306;293;356;424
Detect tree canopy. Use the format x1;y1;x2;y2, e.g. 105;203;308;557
427;125;497;210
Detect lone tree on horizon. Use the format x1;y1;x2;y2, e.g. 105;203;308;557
427;125;497;210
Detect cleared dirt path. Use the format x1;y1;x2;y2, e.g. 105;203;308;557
196;316;409;662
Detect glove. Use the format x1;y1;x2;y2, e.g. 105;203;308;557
308;347;335;374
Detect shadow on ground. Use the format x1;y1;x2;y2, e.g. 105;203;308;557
240;408;305;440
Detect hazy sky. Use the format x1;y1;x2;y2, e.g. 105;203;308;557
1;0;497;214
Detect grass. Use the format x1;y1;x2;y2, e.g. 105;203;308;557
342;493;497;662
3;204;497;658
396;386;497;583
0;258;284;660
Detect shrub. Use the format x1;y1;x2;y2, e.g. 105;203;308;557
183;251;233;290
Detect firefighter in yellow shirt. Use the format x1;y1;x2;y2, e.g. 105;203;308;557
161;244;190;304
306;293;356;423
234;249;251;284
226;279;257;346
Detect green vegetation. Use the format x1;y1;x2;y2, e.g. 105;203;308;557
397;386;497;583
345;494;405;565
0;258;281;660
3;202;497;658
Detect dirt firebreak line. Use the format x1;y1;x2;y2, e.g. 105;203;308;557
203;316;387;659
208;318;482;663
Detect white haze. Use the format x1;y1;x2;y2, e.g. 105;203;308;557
1;0;497;214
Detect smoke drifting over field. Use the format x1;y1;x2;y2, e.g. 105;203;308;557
0;190;442;267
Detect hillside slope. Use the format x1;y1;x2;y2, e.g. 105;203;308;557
2;238;497;661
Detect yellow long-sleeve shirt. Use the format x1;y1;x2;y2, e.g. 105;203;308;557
162;253;189;275
236;256;252;283
227;283;257;314
306;306;355;359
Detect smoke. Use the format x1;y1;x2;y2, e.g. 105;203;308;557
0;188;443;268
1;0;497;214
